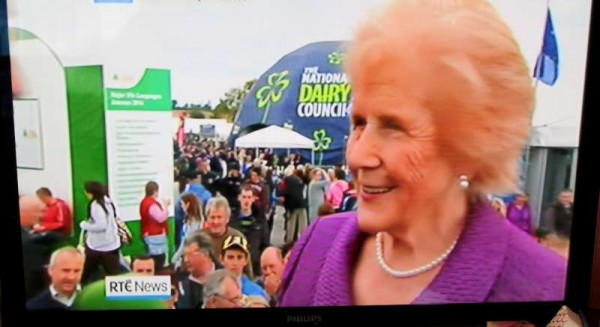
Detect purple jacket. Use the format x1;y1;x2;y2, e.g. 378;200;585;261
278;204;566;306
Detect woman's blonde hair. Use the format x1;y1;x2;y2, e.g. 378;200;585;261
347;0;534;195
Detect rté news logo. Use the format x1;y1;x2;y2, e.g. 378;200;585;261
105;275;171;301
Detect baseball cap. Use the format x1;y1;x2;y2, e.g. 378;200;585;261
222;235;249;256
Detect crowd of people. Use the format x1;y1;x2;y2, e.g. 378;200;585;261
17;133;364;310
16;130;573;310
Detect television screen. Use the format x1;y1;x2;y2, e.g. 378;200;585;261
1;0;597;324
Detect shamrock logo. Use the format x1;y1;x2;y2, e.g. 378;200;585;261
313;129;332;152
256;71;290;109
328;52;344;65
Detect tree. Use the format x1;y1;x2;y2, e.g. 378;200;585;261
189;110;212;119
171;79;256;122
212;79;257;122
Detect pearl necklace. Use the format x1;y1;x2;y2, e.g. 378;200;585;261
375;232;458;278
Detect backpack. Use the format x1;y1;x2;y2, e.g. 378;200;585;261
109;202;133;246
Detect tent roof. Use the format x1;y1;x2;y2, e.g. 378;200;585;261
530;125;580;148
235;125;314;149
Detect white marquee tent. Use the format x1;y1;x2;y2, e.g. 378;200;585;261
235;125;315;163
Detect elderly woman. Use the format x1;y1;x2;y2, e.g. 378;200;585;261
278;0;566;306
506;192;533;234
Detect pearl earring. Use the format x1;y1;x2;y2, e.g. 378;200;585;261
459;175;469;190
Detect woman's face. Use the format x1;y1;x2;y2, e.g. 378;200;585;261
515;194;528;205
346;94;457;233
181;200;189;213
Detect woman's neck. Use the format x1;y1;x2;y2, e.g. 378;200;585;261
381;190;468;271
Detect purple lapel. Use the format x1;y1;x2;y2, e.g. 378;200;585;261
413;205;510;303
313;216;362;306
312;204;510;305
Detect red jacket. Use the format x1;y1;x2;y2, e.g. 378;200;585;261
39;199;72;235
140;197;168;236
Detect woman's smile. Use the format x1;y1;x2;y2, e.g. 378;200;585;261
359;185;398;202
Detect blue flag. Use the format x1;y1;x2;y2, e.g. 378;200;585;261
533;9;559;86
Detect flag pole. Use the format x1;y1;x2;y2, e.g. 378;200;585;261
533;0;551;90
527;0;550;191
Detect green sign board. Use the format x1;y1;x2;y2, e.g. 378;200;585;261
105;69;171;111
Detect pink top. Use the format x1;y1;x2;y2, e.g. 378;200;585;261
149;203;168;224
326;181;349;209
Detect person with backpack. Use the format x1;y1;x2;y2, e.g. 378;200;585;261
79;181;121;284
337;180;358;213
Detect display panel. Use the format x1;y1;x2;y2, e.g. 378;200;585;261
1;0;597;322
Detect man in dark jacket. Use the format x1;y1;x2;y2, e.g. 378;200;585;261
27;247;84;310
244;168;270;218
229;186;270;277
177;233;222;309
216;164;243;216
541;189;574;239
20;196;63;301
210;150;228;178
19;196;48;300
278;169;307;243
197;159;219;196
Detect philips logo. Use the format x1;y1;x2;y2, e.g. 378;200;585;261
105;276;170;300
287;315;323;325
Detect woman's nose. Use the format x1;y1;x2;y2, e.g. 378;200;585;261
346;128;381;171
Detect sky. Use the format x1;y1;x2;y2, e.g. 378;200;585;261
7;0;593;129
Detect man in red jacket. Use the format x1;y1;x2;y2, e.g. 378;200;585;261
33;187;73;236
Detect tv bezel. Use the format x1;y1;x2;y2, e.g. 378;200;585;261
0;0;598;325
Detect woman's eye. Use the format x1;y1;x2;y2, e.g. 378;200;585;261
383;120;404;131
351;117;366;131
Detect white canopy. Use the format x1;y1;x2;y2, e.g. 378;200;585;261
235;125;314;149
529;125;580;148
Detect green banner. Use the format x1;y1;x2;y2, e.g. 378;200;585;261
105;69;171;111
